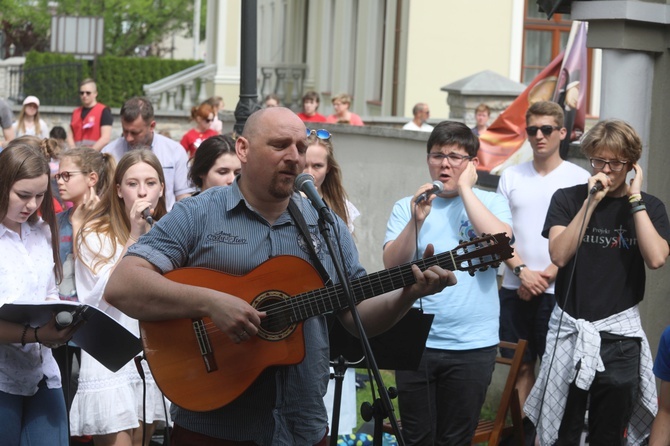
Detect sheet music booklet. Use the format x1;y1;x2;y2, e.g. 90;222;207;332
0;300;142;372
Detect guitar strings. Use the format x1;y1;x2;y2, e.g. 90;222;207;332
192;239;503;336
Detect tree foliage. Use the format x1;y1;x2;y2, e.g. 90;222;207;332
0;0;207;57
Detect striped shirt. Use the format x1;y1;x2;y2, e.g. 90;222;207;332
126;180;366;445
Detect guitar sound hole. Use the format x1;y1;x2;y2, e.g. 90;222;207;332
254;291;296;341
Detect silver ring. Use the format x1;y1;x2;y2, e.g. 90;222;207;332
239;331;247;337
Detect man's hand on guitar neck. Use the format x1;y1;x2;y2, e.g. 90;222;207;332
349;244;457;337
406;243;457;300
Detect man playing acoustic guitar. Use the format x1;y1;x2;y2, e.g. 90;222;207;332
105;107;459;445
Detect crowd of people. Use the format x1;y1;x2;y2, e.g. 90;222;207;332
0;81;669;446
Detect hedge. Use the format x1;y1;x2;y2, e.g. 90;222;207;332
23;51;199;107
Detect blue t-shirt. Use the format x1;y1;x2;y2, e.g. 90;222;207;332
654;326;670;382
384;188;512;350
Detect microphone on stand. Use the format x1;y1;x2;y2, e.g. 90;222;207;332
294;173;335;225
415;181;444;204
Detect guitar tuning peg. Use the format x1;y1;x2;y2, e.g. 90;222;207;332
478;266;489;272
459;239;466;245
468;270;476;277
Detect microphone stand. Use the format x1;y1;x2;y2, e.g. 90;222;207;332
328;354;364;445
316;215;404;446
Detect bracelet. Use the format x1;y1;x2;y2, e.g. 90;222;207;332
628;194;642;203
631;204;647;214
34;326;41;344
20;324;29;346
629;199;645;208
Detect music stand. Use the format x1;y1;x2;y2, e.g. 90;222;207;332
327;308;434;444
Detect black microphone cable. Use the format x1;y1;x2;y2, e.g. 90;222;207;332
535;188;595;437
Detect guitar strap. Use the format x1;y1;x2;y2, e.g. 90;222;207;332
288;198;332;287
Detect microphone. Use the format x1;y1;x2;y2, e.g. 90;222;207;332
589;180;604;195
55;311;74;330
294;173;335;225
142;207;154;225
415;181;444;204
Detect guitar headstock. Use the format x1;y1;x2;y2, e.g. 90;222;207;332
453;233;513;276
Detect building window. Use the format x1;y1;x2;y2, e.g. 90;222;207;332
521;1;572;84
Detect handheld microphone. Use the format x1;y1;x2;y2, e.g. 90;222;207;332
589;180;604;195
294;173;335;225
415;181;444;204
141;207;154;225
55;311;74;330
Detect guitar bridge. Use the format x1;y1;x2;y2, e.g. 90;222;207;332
193;319;218;373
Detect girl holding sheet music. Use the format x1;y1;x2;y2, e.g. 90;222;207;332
69;148;168;445
0;136;78;445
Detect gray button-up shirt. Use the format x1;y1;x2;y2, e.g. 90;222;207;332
127;180;365;445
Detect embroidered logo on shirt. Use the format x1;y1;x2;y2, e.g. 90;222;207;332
297;232;322;257
206;231;247;244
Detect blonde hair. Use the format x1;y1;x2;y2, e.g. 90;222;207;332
16;103;44;137
77;149;167;272
305;134;351;225
580;119;642;163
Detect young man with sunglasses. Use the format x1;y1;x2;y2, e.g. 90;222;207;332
67;78;113;151
383;121;513;445
525;119;670;445
497;101;589;445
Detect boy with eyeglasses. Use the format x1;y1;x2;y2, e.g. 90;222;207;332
383;120;513;445
67;78;113;151
497;101;589;445
525;119;670;445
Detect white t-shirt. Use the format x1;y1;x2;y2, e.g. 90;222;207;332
497;160;590;293
402;121;433;132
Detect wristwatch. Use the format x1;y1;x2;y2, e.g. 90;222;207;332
513;264;526;277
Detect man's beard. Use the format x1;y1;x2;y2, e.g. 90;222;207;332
268;171;296;199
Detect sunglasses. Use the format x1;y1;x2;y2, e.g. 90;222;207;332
79;91;93;96
526;125;560;137
204;118;213;123
306;128;331;140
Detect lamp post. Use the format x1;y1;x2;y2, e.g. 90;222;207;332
233;0;260;136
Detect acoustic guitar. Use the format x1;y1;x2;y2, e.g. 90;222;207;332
140;233;512;411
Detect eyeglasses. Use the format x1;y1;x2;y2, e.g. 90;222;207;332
526;125;561;137
589;158;628;172
55;171;85;182
79;91;93;96
427;152;473;167
306;128;331;140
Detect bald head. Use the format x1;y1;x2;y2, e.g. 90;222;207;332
242;107;305;141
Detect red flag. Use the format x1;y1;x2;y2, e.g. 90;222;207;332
477;21;588;173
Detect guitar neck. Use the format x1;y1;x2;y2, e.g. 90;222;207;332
285;250;457;323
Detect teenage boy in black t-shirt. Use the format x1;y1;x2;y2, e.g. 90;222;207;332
525;119;670;446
